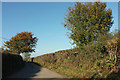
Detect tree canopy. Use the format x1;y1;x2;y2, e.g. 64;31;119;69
4;32;38;54
64;2;114;47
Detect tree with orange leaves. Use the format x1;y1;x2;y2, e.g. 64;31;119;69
4;32;38;54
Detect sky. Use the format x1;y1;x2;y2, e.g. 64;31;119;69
2;2;118;57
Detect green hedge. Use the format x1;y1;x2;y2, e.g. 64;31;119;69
29;47;120;78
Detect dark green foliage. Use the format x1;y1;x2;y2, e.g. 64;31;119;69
64;2;113;47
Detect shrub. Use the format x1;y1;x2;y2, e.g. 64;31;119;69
29;31;120;78
105;36;119;72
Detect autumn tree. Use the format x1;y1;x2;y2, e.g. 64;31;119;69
1;48;12;54
4;32;38;54
64;2;113;47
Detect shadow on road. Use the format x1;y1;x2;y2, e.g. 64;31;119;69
29;62;41;66
2;61;65;80
2;61;42;79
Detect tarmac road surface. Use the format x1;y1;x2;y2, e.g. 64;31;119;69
7;62;64;79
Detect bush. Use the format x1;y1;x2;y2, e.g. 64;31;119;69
28;31;120;78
